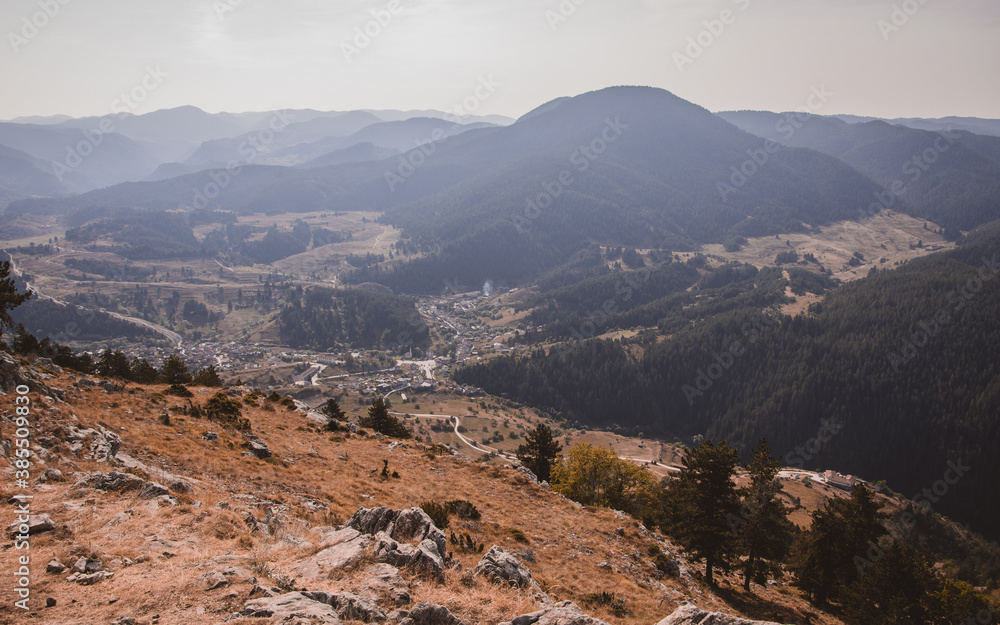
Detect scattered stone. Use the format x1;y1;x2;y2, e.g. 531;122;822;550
387;441;407;452
111;617;136;625
66;570;113;585
70;557;88;574
85;560;103;573
138;482;170;499
45;597;56;608
501;601;609;625
202;432;219;442
39;469;64;483
243;438;272;459
47;559;65;574
397;601;465;625
169;480;192;494
8;514;56;537
203;570;228;590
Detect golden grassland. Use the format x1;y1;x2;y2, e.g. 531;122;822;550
0;371;846;625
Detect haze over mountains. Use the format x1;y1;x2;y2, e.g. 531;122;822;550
10;86;1000;292
0;105;513;196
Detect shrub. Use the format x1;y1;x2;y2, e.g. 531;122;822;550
204;392;251;431
581;592;630;618
506;527;530;543
449;532;484;554
165;383;193;397
193;365;223;387
445;499;481;521
420;501;450;529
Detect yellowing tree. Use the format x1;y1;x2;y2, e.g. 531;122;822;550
550;443;659;522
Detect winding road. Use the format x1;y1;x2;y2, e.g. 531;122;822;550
6;253;183;347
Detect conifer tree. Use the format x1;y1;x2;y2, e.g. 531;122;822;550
0;260;32;340
733;438;796;591
321;398;348;431
662;439;741;585
516;423;562;482
359;397;410;438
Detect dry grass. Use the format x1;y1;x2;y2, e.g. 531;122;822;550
0;375;845;625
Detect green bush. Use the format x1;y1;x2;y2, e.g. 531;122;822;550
420;501;450;529
204;392;251;431
445;499;481;521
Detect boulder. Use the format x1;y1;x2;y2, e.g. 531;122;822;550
302;591;387;622
239;592;343;624
244;438;272;459
78;472;145;493
373;532;445;581
396;601;465;625
655;604;784;625
295;528;372;579
347;507;447;560
474;546;541;592
358;563;411;607
8;513;56;537
500;601;609;625
138;482;170;499
65;426;120;462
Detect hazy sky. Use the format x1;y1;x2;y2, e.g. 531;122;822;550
2;0;998;120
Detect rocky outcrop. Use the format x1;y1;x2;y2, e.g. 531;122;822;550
656;604;784;625
373;532;445;581
295;528;372;579
395;601;465;625
237;592;343;624
302;591;387;622
66;425;121;462
358;563;411;607
473;546;541;592
347;507;448;560
138;481;170;499
76;471;145;493
500;601;610;625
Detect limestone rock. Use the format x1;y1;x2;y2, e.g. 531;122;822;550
138;481;170;499
358;563;411;607
474;546;541;592
244;437;272;459
373;532;444;581
347;506;447;560
239;592;343;624
78;472;144;493
295;528;372;579
397;601;465;625
302;591;387;622
655;604;784;625
46;558;65;574
501;601;610;625
8;513;56;537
